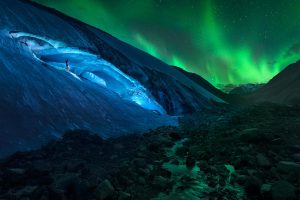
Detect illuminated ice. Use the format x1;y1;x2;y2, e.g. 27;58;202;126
10;31;166;114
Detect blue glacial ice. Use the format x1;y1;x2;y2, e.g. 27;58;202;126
10;31;166;114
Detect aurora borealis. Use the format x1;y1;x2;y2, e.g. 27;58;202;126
33;0;300;86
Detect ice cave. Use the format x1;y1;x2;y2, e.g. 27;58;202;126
9;31;166;114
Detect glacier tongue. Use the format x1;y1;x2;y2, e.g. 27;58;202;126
10;31;166;114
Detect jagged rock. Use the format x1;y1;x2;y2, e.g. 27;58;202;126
256;153;271;167
95;179;115;200
277;161;300;173
271;180;296;200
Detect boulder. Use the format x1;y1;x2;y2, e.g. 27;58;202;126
277;161;300;173
236;175;248;185
260;183;271;194
137;177;146;185
271;180;296;200
118;191;131;200
240;128;258;135
55;174;81;191
256;153;271;167
95;179;115;200
289;145;300;152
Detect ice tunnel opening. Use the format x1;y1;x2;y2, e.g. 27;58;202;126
37;49;134;93
9;31;166;114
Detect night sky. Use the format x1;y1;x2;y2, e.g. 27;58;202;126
33;0;300;86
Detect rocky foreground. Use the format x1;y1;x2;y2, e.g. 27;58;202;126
0;102;299;200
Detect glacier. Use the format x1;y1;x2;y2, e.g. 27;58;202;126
0;27;175;157
0;0;226;158
10;31;166;114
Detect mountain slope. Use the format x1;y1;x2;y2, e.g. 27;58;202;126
250;61;300;105
0;0;225;157
173;66;247;104
20;0;225;114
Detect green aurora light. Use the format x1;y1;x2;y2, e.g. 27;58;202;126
33;0;300;86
